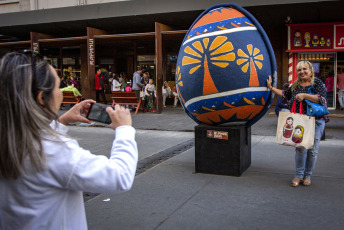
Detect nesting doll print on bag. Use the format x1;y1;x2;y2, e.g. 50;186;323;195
292;125;304;143
283;117;294;138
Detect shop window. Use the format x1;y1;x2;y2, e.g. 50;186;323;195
137;55;155;79
165;54;177;87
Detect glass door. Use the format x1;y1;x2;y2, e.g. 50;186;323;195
165;54;177;88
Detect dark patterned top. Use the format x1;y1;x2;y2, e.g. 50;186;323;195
283;77;327;114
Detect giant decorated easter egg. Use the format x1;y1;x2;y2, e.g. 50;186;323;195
176;3;277;127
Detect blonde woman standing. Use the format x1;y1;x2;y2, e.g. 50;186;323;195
267;61;327;187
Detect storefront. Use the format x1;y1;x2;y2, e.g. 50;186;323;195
0;28;186;112
286;22;344;110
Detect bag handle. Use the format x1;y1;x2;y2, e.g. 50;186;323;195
300;101;304;114
308;85;316;95
290;100;304;115
291;101;297;113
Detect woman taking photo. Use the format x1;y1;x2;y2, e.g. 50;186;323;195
267;60;327;187
0;51;138;229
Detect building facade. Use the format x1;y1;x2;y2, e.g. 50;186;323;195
0;0;342;112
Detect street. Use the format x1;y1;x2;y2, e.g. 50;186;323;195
61;107;344;230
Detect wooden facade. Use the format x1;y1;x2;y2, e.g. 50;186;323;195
1;1;344;112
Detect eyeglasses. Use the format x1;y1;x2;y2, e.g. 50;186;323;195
17;49;45;80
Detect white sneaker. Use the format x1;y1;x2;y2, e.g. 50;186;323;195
163;105;166;107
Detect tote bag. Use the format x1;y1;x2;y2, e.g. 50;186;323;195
276;101;315;149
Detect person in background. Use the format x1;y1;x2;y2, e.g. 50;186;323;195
60;80;82;97
70;73;78;89
132;67;143;98
275;83;290;117
108;72;113;84
102;69;110;85
125;82;132;92
0;50;138;229
120;72;127;91
325;71;334;106
95;68;107;104
172;85;179;108
59;75;67;88
267;60;327;187
162;81;171;107
111;73;121;92
144;78;156;112
141;72;150;108
337;68;344;110
63;69;69;78
142;72;150;86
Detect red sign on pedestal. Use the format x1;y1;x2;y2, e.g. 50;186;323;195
334;25;344;49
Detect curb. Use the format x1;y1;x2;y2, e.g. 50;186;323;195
136;139;195;175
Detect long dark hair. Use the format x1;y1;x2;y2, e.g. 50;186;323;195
114;73;120;82
0;51;58;179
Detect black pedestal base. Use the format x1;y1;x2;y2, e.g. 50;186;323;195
195;124;251;176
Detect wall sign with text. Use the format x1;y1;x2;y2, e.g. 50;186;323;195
334;25;344;49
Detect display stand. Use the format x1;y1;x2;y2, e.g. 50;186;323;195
195;123;251;176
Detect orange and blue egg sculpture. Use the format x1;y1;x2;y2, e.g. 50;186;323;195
176;3;277;127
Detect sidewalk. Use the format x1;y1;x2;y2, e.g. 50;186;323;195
73;105;344;230
85;135;344;230
59;104;344;138
130;106;344;139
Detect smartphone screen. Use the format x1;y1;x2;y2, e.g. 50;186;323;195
86;103;112;124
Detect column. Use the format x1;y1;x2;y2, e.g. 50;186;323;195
86;27;107;100
155;22;173;114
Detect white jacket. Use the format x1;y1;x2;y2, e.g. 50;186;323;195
112;79;121;91
162;86;171;96
0;122;138;230
144;83;156;97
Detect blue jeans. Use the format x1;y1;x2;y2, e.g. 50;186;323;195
295;119;325;179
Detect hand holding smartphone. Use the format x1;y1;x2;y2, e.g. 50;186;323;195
86;103;113;124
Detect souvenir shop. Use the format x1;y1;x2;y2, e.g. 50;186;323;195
286;22;344;110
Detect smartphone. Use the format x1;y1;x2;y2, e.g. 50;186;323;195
86;103;112;124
